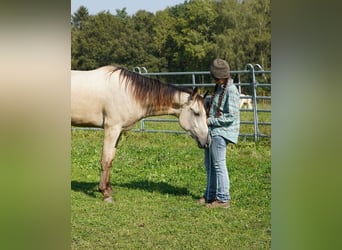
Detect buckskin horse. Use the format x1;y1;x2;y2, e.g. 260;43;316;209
71;65;208;202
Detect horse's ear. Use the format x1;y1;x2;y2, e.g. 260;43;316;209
203;91;209;99
190;87;198;100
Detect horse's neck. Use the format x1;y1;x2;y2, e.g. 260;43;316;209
145;91;189;117
170;91;190;116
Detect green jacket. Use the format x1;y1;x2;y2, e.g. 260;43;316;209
207;79;240;144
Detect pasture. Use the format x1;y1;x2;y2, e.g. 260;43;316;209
71;129;271;249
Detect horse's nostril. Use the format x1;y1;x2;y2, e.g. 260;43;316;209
197;140;209;149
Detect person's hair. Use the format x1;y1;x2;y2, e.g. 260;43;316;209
207;80;228;118
216;82;227;118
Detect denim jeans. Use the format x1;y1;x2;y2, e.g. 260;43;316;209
204;135;230;202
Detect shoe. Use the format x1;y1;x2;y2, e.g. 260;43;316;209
206;200;230;208
197;197;206;205
197;197;214;205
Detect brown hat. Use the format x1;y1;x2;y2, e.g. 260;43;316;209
210;58;230;79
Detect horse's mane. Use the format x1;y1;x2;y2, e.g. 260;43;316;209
110;66;193;112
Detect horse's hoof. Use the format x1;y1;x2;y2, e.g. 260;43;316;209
103;197;113;203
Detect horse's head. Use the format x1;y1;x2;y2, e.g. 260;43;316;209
179;88;208;148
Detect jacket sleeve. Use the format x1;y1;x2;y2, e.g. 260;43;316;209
207;87;240;127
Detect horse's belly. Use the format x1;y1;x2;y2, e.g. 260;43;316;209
71;112;103;127
71;98;104;127
71;115;103;127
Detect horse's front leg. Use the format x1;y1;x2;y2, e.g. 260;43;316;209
99;126;121;202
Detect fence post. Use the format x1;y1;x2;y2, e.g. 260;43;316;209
140;119;145;132
245;64;260;141
192;73;196;89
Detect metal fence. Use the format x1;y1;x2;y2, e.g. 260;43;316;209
73;64;271;141
133;64;271;141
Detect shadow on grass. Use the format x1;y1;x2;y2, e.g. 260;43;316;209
118;180;196;198
71;181;98;198
71;180;196;199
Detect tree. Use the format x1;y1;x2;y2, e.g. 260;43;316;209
71;6;89;29
71;0;271;74
72;11;121;69
164;0;218;71
150;10;176;71
240;0;271;69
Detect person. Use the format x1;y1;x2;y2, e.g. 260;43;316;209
199;58;240;208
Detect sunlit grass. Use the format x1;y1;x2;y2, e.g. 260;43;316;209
71;130;271;249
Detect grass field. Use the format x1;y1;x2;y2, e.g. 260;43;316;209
71;129;271;249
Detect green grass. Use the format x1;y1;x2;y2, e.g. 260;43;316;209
71;130;271;249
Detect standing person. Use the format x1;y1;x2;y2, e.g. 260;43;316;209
199;58;240;208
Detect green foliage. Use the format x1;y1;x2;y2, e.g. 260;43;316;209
71;0;271;72
71;130;271;249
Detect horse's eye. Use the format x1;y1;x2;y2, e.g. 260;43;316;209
190;107;200;116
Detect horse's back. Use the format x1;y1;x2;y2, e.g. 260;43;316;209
71;66;115;85
71;66;116;127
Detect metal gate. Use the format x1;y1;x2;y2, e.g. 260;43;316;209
133;64;271;141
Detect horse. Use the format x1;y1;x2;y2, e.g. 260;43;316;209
239;94;253;109
71;65;208;202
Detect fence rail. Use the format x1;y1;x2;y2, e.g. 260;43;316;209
73;64;271;141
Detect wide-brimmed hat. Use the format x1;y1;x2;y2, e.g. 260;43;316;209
210;58;230;79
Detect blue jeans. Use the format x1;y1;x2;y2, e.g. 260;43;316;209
204;135;230;202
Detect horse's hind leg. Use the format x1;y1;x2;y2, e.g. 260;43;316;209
99;126;121;202
247;100;253;109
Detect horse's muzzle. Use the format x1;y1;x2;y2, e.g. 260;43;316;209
198;142;209;149
197;140;209;149
189;133;208;149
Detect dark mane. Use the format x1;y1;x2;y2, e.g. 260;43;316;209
111;66;193;113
